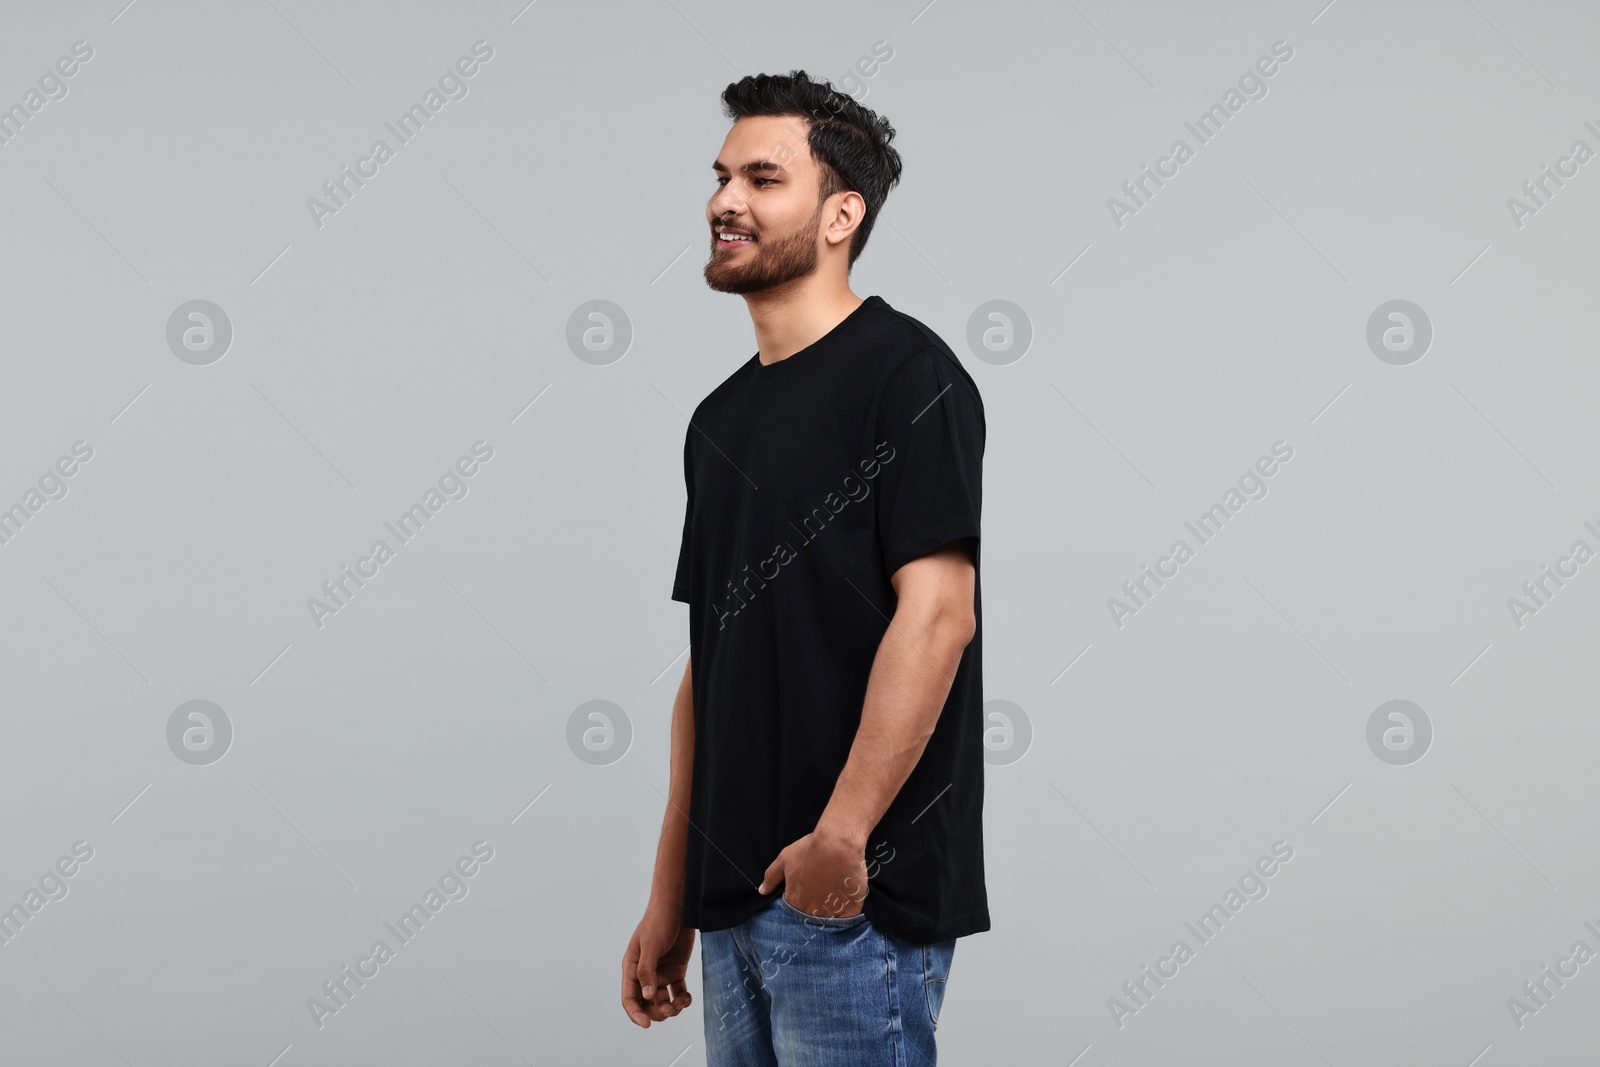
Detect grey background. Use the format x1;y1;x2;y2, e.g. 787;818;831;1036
1;0;1596;1064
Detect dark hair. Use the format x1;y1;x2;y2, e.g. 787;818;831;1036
718;70;903;268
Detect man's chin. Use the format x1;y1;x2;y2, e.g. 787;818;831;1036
703;266;766;294
703;261;817;295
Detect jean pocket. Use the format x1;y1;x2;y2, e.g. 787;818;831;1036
777;895;869;927
923;938;956;1026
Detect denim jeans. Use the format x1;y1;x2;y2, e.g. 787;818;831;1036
700;895;956;1066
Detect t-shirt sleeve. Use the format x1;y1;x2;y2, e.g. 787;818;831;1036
672;426;694;603
872;346;985;580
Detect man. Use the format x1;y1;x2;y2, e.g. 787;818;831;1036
621;70;988;1066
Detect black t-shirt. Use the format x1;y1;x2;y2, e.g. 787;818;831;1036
671;294;989;944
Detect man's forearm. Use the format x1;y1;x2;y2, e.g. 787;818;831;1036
648;657;695;912
816;605;972;850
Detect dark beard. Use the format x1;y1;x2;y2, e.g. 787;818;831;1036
703;203;823;294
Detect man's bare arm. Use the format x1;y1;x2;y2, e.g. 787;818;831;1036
820;540;976;845
650;657;695;911
621;657;695;1027
758;540;977;912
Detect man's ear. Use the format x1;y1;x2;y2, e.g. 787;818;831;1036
825;190;867;250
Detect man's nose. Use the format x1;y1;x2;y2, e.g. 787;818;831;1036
709;178;748;216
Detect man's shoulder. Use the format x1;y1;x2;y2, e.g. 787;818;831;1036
866;300;981;400
684;353;757;427
856;298;946;363
868;297;944;350
876;300;972;379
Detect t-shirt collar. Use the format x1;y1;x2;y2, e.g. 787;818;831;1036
750;295;882;380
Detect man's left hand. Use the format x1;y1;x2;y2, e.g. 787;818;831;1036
758;828;869;918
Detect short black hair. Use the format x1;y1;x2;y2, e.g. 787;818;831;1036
718;70;903;268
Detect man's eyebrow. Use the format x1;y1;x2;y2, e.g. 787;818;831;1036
711;160;788;174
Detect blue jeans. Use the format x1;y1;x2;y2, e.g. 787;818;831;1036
699;895;956;1066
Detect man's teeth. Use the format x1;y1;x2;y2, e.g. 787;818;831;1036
719;233;752;241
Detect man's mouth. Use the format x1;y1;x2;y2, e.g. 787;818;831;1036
716;230;755;248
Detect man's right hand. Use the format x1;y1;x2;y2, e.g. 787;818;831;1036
621;902;695;1028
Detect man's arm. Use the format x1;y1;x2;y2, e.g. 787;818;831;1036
650;656;695;910
621;657;696;1027
758;539;977;915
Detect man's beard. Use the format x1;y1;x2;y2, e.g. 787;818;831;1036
703;202;823;294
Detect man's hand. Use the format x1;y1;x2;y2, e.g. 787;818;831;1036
758;827;870;918
621;903;695;1028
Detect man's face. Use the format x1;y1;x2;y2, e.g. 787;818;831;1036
704;115;828;294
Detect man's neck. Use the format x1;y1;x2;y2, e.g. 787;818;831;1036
745;279;865;367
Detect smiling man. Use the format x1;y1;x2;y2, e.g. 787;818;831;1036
621;70;989;1066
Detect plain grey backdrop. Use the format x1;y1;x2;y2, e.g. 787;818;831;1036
2;0;1598;1064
